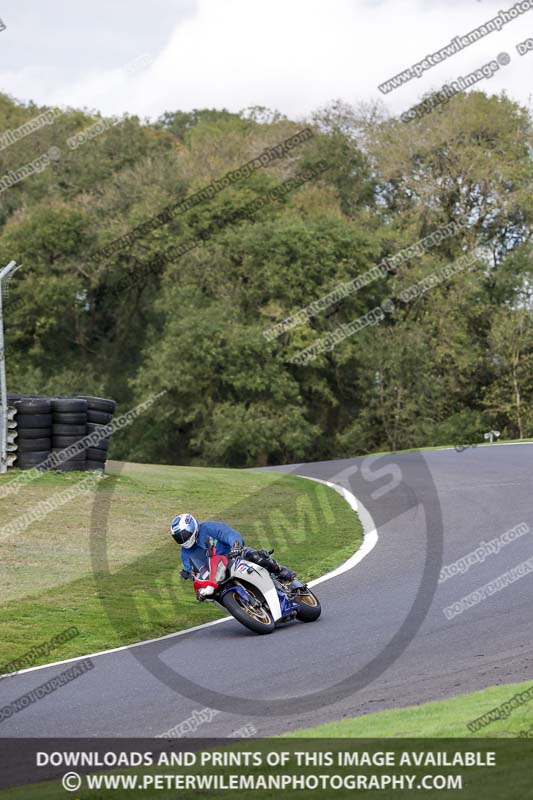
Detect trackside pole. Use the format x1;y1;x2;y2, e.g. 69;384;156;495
0;260;21;473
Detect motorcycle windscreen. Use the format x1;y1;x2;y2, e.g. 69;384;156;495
190;556;209;578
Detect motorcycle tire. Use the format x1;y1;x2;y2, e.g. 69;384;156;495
293;589;321;622
222;589;275;635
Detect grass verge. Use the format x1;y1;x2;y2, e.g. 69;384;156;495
0;461;361;671
285;680;533;738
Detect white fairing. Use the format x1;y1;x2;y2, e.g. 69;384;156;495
229;560;283;621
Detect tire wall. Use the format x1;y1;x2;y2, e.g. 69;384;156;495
6;393;116;472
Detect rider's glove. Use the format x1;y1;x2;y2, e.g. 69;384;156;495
228;544;244;558
180;569;191;581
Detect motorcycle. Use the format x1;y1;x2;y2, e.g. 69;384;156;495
189;540;321;635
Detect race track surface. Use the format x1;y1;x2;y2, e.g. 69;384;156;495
0;445;531;737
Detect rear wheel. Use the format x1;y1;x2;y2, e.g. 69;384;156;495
222;589;275;635
293;589;321;622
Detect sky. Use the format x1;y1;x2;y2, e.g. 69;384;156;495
0;0;532;122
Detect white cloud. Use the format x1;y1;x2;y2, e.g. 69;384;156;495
0;0;532;120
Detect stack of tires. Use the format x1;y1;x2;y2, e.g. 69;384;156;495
13;397;53;471
78;396;116;472
51;398;88;472
5;392;116;473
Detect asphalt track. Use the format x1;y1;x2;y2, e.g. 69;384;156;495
0;444;531;737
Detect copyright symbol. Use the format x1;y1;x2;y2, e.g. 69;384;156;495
48;146;61;161
497;52;511;66
62;772;81;792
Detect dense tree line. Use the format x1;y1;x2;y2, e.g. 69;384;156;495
0;91;531;466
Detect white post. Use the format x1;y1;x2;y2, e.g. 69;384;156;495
0;274;6;473
0;260;21;473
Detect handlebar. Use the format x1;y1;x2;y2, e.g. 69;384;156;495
226;545;276;558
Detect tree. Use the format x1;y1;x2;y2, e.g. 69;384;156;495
484;309;533;439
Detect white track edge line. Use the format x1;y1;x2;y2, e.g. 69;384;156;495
0;476;377;680
299;476;378;588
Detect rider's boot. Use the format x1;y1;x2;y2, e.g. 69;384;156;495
243;548;296;581
263;556;296;582
276;564;297;581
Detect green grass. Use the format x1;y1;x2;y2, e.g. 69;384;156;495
0;460;362;671
285;680;533;738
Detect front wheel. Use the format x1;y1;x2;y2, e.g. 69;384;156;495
293;589;321;622
222;589;275;635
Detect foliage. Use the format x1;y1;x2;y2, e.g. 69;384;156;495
0;90;531;465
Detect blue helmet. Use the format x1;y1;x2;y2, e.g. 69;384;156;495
170;513;199;548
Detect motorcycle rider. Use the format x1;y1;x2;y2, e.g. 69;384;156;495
170;513;296;582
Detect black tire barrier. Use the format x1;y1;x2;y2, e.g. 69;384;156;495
57;461;87;472
90;437;110;450
53;412;87;425
52;424;87;436
51;398;88;414
86;460;105;472
52;435;85;448
86;422;110;433
90;438;109;452
17;427;53;440
51;448;87;463
8;392;115;473
78;396;116;414
16;413;53;429
87;448;107;462
89;437;110;450
14;398;52;414
17;437;51;453
86;423;110;447
87;410;113;425
16;451;50;469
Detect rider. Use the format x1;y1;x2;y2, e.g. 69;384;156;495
170;513;296;582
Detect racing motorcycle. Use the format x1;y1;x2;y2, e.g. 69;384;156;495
189;540;321;635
